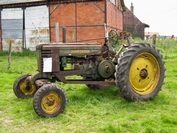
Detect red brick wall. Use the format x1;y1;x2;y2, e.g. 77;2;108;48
49;1;123;44
123;8;134;27
50;1;105;44
123;7;145;39
50;3;75;43
106;1;123;32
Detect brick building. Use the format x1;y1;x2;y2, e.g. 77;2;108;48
49;0;126;44
123;3;149;40
145;32;160;40
0;0;126;51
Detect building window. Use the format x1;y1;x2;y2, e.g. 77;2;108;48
110;0;115;5
110;0;122;9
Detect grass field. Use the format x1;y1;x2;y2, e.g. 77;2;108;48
0;39;177;133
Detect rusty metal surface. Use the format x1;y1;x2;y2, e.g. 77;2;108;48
37;43;102;55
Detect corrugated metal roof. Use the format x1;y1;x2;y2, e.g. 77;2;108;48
0;0;103;8
0;0;46;5
0;0;102;5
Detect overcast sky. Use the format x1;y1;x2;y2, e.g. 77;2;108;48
124;0;177;36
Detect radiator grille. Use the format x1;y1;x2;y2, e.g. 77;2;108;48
41;50;52;70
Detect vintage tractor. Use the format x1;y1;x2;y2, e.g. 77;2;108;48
13;30;165;117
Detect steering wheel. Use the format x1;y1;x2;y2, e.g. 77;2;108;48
108;30;119;47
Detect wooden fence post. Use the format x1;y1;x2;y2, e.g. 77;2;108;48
152;34;156;45
8;41;12;69
55;22;59;43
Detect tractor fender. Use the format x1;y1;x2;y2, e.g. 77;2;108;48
27;72;51;85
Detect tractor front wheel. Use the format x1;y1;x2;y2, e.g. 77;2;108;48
13;74;37;98
115;43;165;101
33;84;67;117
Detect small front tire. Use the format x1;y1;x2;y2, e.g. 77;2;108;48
13;74;37;98
33;84;67;117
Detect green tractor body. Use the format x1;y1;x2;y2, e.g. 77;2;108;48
33;43;115;86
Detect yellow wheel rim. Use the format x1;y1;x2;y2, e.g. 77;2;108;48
41;91;62;114
129;52;160;95
19;79;36;95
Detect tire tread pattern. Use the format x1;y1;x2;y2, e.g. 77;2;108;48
33;84;67;117
13;74;31;98
115;43;166;101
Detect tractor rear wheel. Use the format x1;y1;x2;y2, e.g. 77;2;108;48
13;74;37;98
115;43;165;101
33;84;67;117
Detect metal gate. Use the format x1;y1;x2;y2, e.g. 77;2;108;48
1;5;49;51
1;8;23;51
25;5;49;51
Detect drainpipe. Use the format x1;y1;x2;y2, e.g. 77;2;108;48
47;0;51;42
75;2;77;42
104;0;107;43
0;7;3;51
0;7;2;51
22;7;26;49
104;0;107;24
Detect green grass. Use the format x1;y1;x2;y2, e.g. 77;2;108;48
0;40;177;133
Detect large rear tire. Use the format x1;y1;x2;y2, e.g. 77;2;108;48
115;43;165;101
13;74;37;98
33;84;67;117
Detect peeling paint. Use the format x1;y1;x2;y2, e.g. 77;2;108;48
4;39;15;45
31;28;49;35
1;5;49;51
25;5;49;51
39;28;49;35
2;38;22;51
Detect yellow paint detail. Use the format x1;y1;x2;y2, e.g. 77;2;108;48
71;50;90;54
41;91;62;114
129;52;160;95
19;80;36;95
